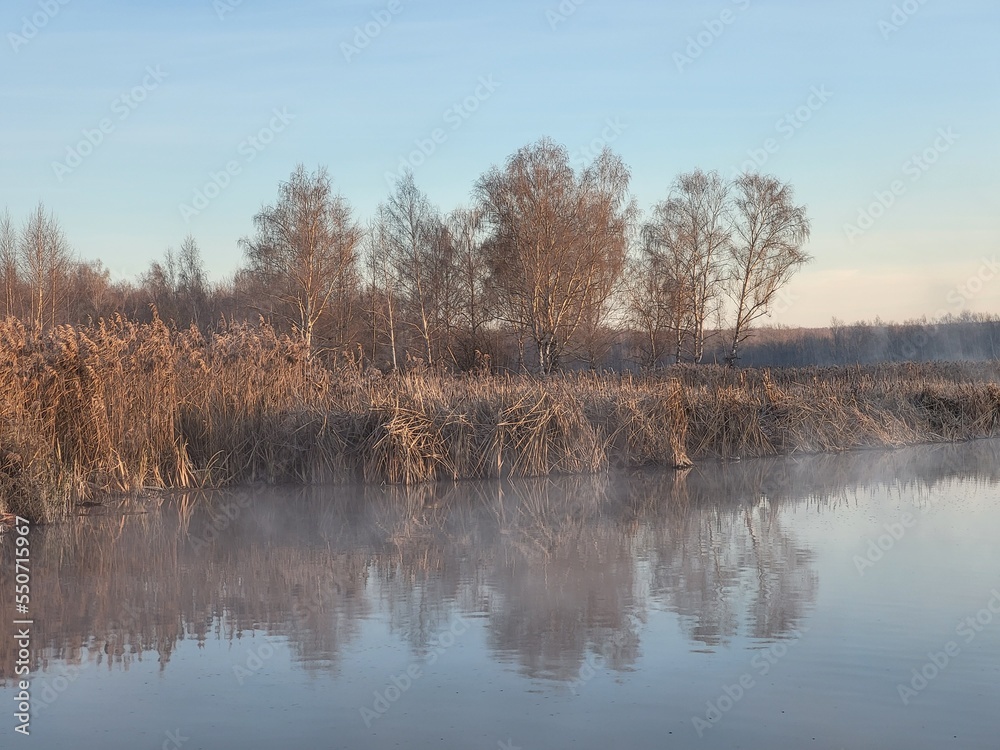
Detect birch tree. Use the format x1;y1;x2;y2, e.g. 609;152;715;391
446;207;491;370
377;172;445;366
642;170;730;363
725;173;811;366
20;203;73;330
0;210;18;318
240;165;361;352
624;251;682;369
364;218;400;370
475;138;634;373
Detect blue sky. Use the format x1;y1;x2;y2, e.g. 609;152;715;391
2;0;997;326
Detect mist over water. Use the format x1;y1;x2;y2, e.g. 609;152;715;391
2;441;1000;749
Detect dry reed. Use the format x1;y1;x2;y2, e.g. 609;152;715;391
2;317;999;522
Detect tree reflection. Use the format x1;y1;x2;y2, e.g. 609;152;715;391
2;439;998;685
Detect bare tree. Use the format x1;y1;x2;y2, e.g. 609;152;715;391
142;235;209;328
725;173;811;366
176;235;208;327
141;253;177;322
364;218;400;371
66;260;113;323
576;211;630;370
425;217;461;366
624;251;682;370
475;138;635;374
656;171;729;362
376;172;446;366
19;203;74;330
640;208;685;363
0;209;19;318
446;207;492;369
642;170;730;363
240;165;361;353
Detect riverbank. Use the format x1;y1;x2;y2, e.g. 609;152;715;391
2;318;999;522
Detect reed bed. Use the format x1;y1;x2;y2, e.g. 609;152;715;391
2;318;999;522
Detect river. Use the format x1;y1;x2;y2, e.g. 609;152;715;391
2;440;999;749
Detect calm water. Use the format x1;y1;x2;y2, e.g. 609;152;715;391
2;441;1000;749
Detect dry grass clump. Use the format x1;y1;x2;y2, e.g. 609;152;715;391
572;374;690;468
2;318;999;522
360;394;449;484
679;363;1000;459
0;317;190;521
494;385;605;477
352;378;606;482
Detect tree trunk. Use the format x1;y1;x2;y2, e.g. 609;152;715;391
727;335;740;368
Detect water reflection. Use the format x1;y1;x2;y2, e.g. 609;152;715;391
2;439;999;687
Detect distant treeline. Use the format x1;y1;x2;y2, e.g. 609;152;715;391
698;315;1000;368
1;138;995;372
2;139;822;372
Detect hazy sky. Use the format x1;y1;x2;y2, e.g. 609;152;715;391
2;0;997;327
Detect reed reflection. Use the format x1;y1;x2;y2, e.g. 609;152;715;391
1;439;998;686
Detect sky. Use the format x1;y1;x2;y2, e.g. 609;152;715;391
1;0;998;328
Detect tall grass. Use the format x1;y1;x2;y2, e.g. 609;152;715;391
2;317;999;522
